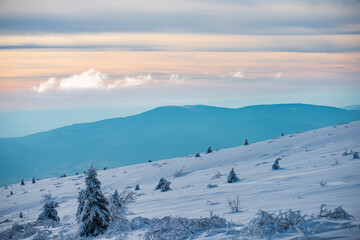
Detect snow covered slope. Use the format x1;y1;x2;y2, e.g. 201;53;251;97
2;103;360;186
0;121;360;239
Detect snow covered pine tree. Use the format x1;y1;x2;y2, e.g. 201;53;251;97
155;178;171;192
77;164;110;237
272;158;281;170
227;168;240;183
37;201;60;222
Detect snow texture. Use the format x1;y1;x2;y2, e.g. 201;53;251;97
0;121;360;239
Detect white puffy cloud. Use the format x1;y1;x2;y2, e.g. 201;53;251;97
58;68;107;90
33;70;160;92
275;72;283;78
169;74;184;84
33;77;57;92
231;71;244;78
107;74;153;88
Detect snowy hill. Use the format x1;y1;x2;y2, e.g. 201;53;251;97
0;121;359;239
1;103;360;186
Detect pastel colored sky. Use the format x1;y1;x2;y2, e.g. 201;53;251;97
0;0;359;137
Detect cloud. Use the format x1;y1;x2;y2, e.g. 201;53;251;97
58;68;107;90
33;70;183;92
33;77;57;92
1;1;359;35
275;72;283;78
169;74;184;84
33;69;108;92
107;74;153;88
231;71;244;78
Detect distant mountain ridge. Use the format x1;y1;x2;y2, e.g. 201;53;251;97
343;105;360;111
1;103;360;185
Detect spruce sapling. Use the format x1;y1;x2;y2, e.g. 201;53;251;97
227;168;240;183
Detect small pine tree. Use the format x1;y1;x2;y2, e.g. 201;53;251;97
103;167;107;170
353;152;359;159
195;153;201;158
281;132;284;137
76;190;86;222
10;191;13;195
32;177;36;184
78;165;110;237
21;179;25;186
272;158;281;170
109;190;122;220
76;172;79;175
244;139;249;145
135;184;140;191
37;201;60;222
155;178;171;192
206;147;213;154
19;211;23;218
227;168;240;183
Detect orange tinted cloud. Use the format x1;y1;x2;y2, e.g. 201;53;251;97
0;33;359;52
1;50;360;92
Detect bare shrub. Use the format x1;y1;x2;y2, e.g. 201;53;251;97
41;194;53;202
143;215;227;240
227;195;241;212
342;148;353;156
319;181;327;186
119;190;136;205
245;209;305;236
318;204;354;220
173;168;184;178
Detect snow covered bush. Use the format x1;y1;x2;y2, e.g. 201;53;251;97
21;179;25;185
244;209;305;236
109;190;123;220
272;158;281;170
77;164;111;237
195;153;201;158
154;178;171;192
207;183;218;189
119;190;136;205
206;146;213;154
143;215;227;240
0;223;38;239
227;168;239;183
342;148;353;156
108;189;136;220
318;204;354;220
41;193;53;202
353;152;359;159
37;201;60;223
211;171;223;179
319;181;327;186
227;195;241;212
135;184;140;190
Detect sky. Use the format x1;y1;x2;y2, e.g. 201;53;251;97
0;0;359;137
